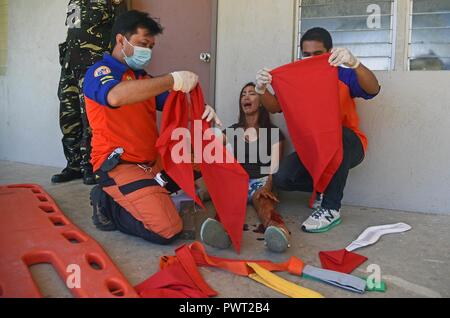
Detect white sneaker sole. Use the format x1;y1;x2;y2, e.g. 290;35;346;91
200;218;231;249
264;226;289;253
301;218;342;233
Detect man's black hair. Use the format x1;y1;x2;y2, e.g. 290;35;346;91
111;10;163;47
300;27;333;52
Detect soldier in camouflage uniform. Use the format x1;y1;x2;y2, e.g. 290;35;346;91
53;0;127;185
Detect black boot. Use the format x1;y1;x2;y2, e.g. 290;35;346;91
83;170;97;185
51;168;83;184
90;186;117;232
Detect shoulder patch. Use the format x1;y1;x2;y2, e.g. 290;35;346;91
94;66;112;78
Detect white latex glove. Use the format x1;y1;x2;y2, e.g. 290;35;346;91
171;71;199;93
329;48;360;69
202;105;223;127
255;68;273;95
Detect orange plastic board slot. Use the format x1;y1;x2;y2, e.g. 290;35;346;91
0;184;139;298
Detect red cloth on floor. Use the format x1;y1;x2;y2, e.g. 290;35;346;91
271;54;342;205
135;263;209;298
135;245;218;298
161;242;305;277
136;242;305;298
319;249;368;274
156;86;249;253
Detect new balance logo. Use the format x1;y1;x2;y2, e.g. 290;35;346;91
325;211;335;223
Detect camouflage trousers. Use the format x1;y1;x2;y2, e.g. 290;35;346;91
57;66;92;174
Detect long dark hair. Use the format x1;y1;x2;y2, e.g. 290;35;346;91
237;82;273;130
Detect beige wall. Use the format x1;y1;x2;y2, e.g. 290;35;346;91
0;0;67;167
215;0;295;151
349;71;450;213
0;0;8;75
215;0;450;214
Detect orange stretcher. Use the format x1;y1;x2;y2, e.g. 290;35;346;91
0;184;138;298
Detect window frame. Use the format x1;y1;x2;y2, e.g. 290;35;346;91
407;0;450;71
294;0;398;71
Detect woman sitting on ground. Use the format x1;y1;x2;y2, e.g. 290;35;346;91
200;82;291;253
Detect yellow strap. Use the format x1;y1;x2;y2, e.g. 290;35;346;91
247;263;324;298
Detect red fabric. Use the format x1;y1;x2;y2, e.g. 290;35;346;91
156;86;249;253
136;242;305;298
271;54;343;205
156;91;202;207
135;245;218;298
135;263;209;298
319;249;368;274
175;243;218;296
161;242;305;277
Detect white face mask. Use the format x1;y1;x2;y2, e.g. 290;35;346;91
121;38;152;70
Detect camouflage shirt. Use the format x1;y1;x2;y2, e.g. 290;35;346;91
60;0;127;70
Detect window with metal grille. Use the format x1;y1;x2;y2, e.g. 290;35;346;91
408;0;450;71
297;0;397;70
0;0;7;75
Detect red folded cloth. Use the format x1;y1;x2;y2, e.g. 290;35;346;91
135;244;218;298
135;242;306;298
135;262;210;298
271;54;342;205
156;86;249;253
319;249;368;274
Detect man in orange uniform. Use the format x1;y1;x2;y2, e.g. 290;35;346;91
83;10;220;244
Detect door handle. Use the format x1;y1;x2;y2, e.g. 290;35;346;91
200;52;211;63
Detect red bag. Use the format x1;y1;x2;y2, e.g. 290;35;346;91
271;54;342;204
156;86;249;253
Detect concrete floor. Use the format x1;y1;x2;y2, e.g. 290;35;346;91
1;160;449;298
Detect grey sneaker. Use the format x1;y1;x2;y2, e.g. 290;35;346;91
301;207;341;233
200;218;232;249
264;226;290;253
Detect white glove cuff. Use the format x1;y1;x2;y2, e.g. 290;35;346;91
351;58;361;69
171;72;183;91
255;86;266;95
